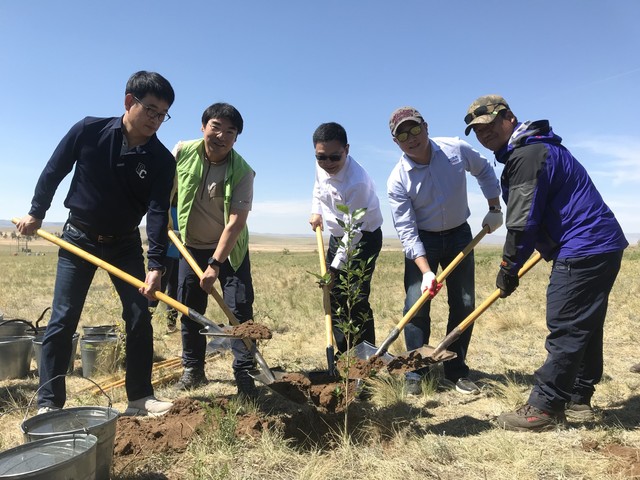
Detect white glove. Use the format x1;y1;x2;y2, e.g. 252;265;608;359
421;271;437;294
482;210;503;233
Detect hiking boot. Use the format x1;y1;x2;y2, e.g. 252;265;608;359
455;378;480;395
565;401;597;422
175;367;208;390
405;378;422;396
496;404;566;432
37;406;60;415
630;363;640;374
235;370;259;400
124;395;173;417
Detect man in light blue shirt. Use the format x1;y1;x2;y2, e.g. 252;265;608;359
387;106;502;395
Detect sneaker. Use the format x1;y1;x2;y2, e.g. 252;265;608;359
496;404;566;432
405;378;422;396
565;401;597;422
455;378;480;395
630;363;640;374
37;406;60;415
175;367;208;390
124;395;173;417
235;370;258;399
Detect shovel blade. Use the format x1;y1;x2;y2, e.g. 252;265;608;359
386;345;457;375
249;367;310;404
352;341;395;364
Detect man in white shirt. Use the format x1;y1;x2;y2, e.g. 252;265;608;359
310;122;383;356
387;106;503;395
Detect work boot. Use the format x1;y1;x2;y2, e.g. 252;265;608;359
565;401;597;422
235;370;258;400
175;367;208;390
496;404;566;432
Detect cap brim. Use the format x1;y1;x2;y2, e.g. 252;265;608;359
464;114;498;136
391;116;422;135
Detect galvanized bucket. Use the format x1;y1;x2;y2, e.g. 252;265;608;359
82;325;117;337
21;406;119;480
0;336;35;380
32;332;80;375
0;319;37;337
0;433;97;479
80;335;120;378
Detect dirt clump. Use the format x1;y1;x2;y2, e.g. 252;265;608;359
228;320;272;340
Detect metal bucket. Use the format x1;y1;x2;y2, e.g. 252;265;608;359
0;433;97;479
0;319;36;337
80;335;120;378
21;407;119;480
0;336;35;380
82;325;117;337
32;333;80;375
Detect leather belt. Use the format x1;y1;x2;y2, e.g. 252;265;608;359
66;219;137;244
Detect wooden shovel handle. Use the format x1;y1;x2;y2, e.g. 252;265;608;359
315;227;335;349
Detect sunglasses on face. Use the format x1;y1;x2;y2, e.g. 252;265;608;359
395;124;423;142
464;103;506;125
315;153;343;162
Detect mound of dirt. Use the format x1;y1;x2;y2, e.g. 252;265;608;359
228;320;272;340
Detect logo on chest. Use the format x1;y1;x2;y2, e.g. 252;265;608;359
136;162;148;179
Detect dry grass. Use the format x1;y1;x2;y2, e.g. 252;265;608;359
1;234;639;479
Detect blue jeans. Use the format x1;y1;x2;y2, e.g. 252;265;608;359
38;221;155;408
528;250;623;413
177;247;255;373
403;222;475;382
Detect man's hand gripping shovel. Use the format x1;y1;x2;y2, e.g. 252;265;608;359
352;225;491;374
167;230;278;385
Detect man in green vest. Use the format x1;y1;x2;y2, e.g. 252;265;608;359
173;102;257;397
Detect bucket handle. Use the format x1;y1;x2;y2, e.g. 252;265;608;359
22;374;113;428
0;318;37;334
35;306;52;330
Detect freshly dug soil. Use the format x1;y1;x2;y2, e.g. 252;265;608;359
229;320;272;340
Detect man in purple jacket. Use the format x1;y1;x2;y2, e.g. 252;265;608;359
465;95;628;432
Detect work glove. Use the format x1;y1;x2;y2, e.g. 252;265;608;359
421;271;442;298
482;209;504;233
496;268;519;298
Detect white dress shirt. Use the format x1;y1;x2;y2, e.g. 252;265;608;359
311;155;383;270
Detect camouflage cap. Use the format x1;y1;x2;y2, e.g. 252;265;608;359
464;95;510;136
389;106;424;135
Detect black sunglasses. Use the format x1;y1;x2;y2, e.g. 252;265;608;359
464;103;506;125
316;153;343;162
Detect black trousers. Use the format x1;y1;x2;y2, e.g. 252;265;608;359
326;228;383;354
528;250;623;413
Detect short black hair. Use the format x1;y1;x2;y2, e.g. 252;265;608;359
125;71;175;106
312;122;348;147
201;103;244;134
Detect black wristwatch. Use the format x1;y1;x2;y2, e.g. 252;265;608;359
148;266;167;276
489;205;502;212
207;257;224;269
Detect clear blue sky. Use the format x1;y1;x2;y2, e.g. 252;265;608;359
2;1;639;238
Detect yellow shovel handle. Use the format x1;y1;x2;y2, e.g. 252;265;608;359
315;227;335;349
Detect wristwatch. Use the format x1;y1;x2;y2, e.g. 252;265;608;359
489;205;502;212
207;257;224;269
148;266;167;276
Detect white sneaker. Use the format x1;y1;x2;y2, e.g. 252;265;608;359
124;395;173;417
36;406;60;415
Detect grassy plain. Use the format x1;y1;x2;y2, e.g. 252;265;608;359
0;233;639;479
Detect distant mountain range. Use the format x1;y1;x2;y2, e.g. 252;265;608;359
1;219;637;245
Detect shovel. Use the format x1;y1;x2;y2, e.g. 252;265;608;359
315;226;337;376
354;225;490;362
167;230;276;383
13;219;234;339
429;251;543;360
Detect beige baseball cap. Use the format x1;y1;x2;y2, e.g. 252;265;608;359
389;106;424;136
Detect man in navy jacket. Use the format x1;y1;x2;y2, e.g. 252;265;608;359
465;94;628;432
17;71;176;417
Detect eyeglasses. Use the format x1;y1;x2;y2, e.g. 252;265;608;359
464;103;506;125
395;124;423;143
315;153;343;162
134;96;171;123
